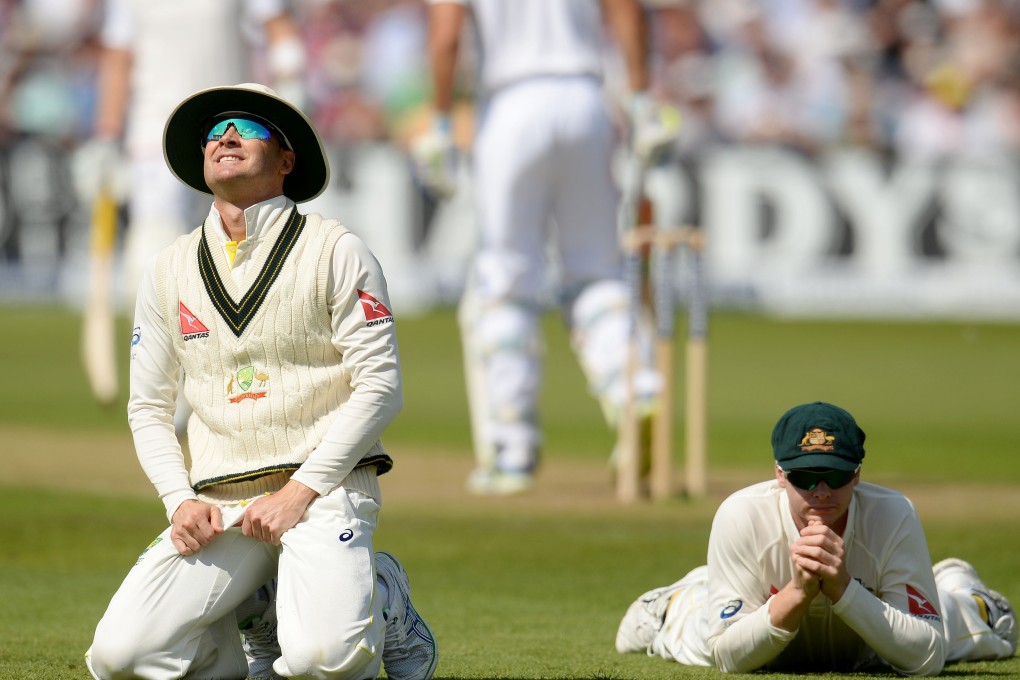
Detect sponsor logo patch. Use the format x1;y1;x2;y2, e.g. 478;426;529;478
907;584;941;619
227;365;269;403
135;536;162;564
720;600;743;619
130;326;142;360
357;289;393;325
179;302;210;341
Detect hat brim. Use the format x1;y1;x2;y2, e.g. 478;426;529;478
163;84;329;204
778;452;861;472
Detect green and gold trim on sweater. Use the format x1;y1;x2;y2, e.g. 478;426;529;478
197;209;306;337
192;453;394;492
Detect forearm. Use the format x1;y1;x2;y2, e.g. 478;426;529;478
601;0;650;93
262;13;307;107
290;385;402;494
768;577;820;631
834;580;946;676
262;13;305;79
712;603;797;673
94;46;131;140
427;2;463;114
129;416;195;521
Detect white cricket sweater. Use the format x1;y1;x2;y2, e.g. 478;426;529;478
129;198;400;519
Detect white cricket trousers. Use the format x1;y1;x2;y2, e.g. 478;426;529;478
86;467;385;680
461;75;658;469
471;75;621;304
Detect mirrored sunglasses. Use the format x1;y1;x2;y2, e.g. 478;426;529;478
783;466;859;491
203;115;292;150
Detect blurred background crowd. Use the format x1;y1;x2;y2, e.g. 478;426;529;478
2;0;1020;310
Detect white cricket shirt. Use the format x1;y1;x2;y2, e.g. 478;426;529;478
428;0;607;93
705;480;947;675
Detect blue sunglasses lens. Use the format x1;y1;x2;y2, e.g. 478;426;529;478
205;118;274;143
785;468;856;491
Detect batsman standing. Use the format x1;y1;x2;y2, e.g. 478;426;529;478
85;83;437;680
422;0;666;495
616;402;1017;674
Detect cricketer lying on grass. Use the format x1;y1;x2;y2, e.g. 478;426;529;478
617;402;1017;675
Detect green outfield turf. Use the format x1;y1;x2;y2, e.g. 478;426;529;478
1;305;1018;679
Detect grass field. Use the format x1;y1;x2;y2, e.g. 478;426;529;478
1;305;1018;679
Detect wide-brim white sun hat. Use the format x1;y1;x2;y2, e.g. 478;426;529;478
163;82;329;204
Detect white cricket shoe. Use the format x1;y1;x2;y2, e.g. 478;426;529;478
377;551;439;680
616;566;708;654
934;558;1018;655
237;581;281;679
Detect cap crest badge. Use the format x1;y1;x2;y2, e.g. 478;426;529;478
799;428;835;452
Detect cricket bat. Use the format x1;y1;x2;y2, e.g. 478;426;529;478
82;185;119;406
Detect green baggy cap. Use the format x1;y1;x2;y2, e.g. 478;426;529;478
772;402;865;472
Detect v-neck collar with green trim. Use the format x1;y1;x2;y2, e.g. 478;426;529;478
198;208;306;338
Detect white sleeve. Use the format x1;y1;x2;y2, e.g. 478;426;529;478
707;495;798;672
127;255;198;521
289;231;403;495
832;508;946;676
715;602;797;673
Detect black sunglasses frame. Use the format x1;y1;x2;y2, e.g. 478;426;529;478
782;466;860;491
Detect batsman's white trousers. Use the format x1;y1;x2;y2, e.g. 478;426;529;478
86;467;385;680
471;75;620;304
462;76;658;468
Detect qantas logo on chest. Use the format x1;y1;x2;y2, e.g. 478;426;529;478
358;290;394;326
179;302;210;341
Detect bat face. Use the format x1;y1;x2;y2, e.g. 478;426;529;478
82;187;120;406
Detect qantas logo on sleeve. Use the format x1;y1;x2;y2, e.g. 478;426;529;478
357;290;394;326
906;584;940;619
179;302;210;341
